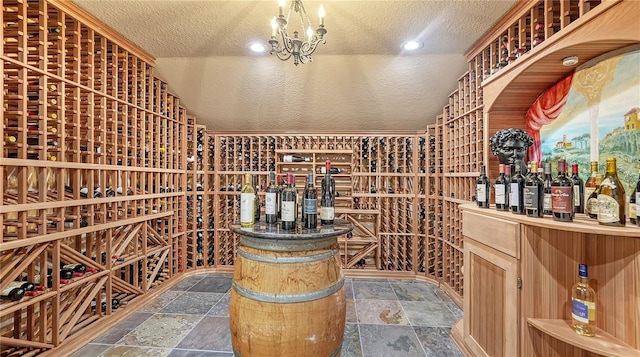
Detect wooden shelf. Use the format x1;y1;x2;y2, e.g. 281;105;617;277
527;319;640;357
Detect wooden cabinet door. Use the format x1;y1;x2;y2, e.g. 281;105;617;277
463;239;520;357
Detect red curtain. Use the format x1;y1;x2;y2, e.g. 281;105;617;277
526;73;574;163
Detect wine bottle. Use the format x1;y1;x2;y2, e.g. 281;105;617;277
62;263;87;273
510;162;526;214
320;161;335;225
1;283;26;301
281;173;297;230
571;164;585;214
476;165;490;208
265;172;278;224
283;154;310;163
586;173;603;219
571;263;596;337
584;162;598;210
551;159;574;222
319;166;348;174
542;162;554;215
303;173;318;229
524;161;544;217
252;175;260;222
494;164;508;211
5;135;17;144
597;158;625;226
634;170;640;227
240;173;255;228
277;175;287;220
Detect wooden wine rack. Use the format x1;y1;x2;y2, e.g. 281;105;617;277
1;1;188;355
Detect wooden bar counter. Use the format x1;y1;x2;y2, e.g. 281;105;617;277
452;204;640;357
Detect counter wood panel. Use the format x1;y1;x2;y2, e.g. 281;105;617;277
457;204;640;357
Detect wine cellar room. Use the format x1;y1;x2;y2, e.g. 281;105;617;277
2;1;639;357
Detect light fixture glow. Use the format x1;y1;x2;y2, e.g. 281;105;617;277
269;0;327;66
248;42;266;53
402;40;423;51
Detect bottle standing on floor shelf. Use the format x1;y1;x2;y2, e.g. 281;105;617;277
597;158;626;226
281;174;297;230
524;161;544;217
303;173;318;229
476;165;490;208
320;160;335;225
265;172;278;224
571;263;596;337
542;162;554;215
282;154;310;163
584;162;599;217
571;163;585;215
551;159;574;222
240;173;255;228
494;164;508;211
252;175;260;222
510;162;526;214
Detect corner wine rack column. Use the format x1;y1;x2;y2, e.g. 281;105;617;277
425;116;444;281
1;1;190;355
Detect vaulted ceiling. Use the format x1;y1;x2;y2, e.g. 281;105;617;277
72;0;518;132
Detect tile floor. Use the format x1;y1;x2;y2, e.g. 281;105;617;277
71;274;464;357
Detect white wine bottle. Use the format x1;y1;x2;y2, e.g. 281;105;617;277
597;158;625;226
571;263;596;337
240;173;255;228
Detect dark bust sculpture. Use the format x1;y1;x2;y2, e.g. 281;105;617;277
489;128;534;175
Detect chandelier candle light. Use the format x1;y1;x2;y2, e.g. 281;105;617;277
270;0;327;66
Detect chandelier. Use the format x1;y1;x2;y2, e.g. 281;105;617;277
269;0;327;66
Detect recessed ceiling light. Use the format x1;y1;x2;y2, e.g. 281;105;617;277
248;42;266;53
402;40;423;51
562;56;579;66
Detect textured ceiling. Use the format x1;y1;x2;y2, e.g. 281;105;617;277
72;0;518;132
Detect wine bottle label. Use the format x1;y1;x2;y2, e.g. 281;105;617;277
551;187;572;213
240;193;254;224
510;183;520;207
523;186;537;209
265;192;277;215
303;198;318;214
281;201;295;221
586;196;598;215
543;193;551;212
584;188;595;209
630;203;637;220
597;194;619;223
6;282;25;289
572;298;594;324
476;184;486;203
573;186;581;207
495;184;506;204
320;206;334;220
637;192;640;217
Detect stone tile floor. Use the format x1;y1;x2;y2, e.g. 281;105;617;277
71;274;463;357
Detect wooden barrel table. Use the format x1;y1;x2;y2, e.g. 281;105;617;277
229;220;353;357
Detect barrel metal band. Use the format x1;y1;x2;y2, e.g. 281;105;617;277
232;278;344;304
238;248;339;264
239;235;337;252
233;341;341;357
